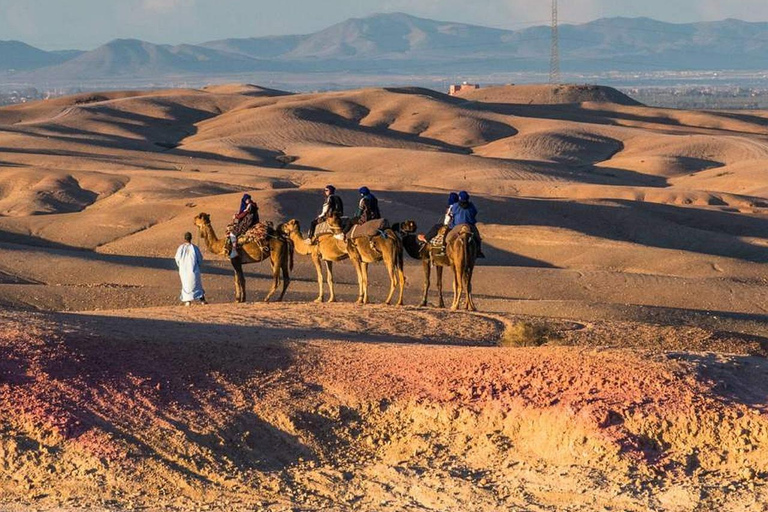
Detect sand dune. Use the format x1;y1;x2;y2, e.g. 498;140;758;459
2;83;768;511
454;84;642;106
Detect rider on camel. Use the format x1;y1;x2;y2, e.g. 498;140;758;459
448;191;485;258
356;187;381;224
228;194;259;257
307;185;344;241
418;192;458;247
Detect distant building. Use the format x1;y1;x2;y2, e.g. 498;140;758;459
449;82;480;96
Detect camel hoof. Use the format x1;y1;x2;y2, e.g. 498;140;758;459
418;301;427;308
313;297;323;303
326;298;336;303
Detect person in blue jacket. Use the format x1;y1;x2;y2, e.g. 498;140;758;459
449;190;485;258
356;186;381;224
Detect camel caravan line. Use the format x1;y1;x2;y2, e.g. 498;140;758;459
193;211;481;311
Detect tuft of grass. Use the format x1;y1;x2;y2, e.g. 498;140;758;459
499;321;560;347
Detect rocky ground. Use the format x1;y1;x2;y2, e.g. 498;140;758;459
1;303;768;511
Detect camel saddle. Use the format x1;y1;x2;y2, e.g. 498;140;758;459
223;222;271;257
312;217;351;242
428;225;450;256
348;218;389;239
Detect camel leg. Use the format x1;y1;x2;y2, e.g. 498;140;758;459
451;264;461;310
384;256;396;306
361;262;370;305
278;245;291;302
312;253;324;303
350;254;365;305
232;258;246;303
395;258;405;307
325;261;337;303
465;265;476;311
264;248;281;303
436;265;445;308
420;259;430;307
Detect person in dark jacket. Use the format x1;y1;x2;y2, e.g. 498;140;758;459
308;185;344;239
356;186;381;224
232;193;259;235
449;191;484;258
419;192;459;245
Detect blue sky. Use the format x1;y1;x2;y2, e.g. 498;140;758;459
2;0;768;50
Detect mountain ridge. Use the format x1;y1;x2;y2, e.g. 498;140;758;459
4;13;768;85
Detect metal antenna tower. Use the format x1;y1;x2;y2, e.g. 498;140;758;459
549;0;561;84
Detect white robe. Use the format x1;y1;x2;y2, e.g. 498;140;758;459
175;242;205;302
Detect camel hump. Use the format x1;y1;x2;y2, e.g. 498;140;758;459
350;218;390;239
446;224;477;244
452;224;474;236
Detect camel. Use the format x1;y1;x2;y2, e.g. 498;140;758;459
445;224;479;311
194;213;292;303
328;217;405;306
394;220;452;308
279;219;349;303
395;221;478;310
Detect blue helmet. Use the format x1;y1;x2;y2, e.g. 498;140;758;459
458;191;470;202
358;186;370;195
448;192;459;206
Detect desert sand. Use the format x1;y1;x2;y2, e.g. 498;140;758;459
1;83;768;511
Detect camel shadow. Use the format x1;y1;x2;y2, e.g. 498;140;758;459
0;228;234;276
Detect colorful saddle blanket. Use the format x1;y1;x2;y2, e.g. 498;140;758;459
224;222;271;256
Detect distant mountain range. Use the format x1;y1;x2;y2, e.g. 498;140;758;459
3;13;768;86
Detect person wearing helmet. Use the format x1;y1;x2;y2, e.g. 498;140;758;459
356;186;381;224
308;185;344;240
449;190;485;258
419;192;459;246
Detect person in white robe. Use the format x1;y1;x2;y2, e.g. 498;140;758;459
175;232;206;305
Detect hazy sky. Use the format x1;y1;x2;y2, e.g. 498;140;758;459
2;0;768;50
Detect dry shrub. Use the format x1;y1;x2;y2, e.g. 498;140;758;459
500;321;559;347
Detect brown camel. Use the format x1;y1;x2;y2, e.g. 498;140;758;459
394;221;452;308
280;219;349;303
328;217;405;305
194;213;292;303
445;224;479;311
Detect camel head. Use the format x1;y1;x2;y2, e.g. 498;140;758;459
399;220;418;234
194;212;211;230
281;218;301;236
